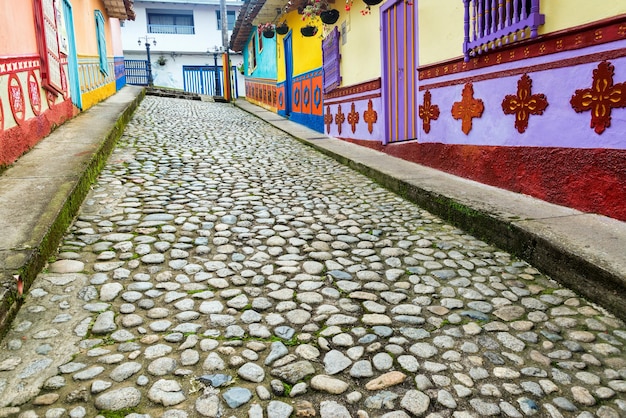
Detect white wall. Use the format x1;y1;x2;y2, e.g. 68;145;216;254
122;0;245;95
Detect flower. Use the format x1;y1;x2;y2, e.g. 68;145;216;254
301;0;329;20
257;23;274;32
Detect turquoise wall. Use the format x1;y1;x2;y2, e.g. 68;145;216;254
248;29;277;79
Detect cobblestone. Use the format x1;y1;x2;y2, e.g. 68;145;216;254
0;97;625;417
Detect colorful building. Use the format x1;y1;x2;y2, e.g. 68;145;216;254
0;0;135;168
230;0;626;221
120;0;245;97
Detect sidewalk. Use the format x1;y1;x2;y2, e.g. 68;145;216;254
234;99;626;321
0;86;144;333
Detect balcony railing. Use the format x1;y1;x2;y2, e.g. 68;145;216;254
463;0;544;62
148;24;195;35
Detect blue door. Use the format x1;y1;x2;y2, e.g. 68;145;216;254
283;32;293;116
62;0;81;109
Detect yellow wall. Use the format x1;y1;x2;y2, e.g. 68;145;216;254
81;82;116;110
337;6;382;86
418;0;626;66
277;4;382;87
541;0;626;33
277;12;323;81
0;1;41;55
418;0;464;66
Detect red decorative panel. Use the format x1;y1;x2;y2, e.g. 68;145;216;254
8;74;26;125
570;61;626;134
277;84;285;111
418;90;440;134
0;98;4;131
302;78;312;115
451;83;484;135
28;71;42;116
311;75;323;116
325;78;381;100
293;80;302;113
502;74;548;133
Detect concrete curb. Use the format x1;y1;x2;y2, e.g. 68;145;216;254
0;86;145;336
234;99;626;322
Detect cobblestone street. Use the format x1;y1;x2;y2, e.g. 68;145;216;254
1;96;625;418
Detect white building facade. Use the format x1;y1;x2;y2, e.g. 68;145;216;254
121;0;245;96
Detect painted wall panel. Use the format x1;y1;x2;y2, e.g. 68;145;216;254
0;2;39;55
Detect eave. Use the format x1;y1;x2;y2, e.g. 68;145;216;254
103;0;137;20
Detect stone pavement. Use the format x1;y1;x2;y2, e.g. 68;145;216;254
0;95;625;417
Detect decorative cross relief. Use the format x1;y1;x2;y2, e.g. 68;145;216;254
335;105;345;135
451;82;484;135
347;103;359;134
363;99;378;134
418;90;440;134
324;106;333;134
570;61;626;134
502;74;548;133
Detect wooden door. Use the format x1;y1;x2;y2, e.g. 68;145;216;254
381;0;418;143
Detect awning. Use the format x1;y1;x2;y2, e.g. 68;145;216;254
229;0;308;52
103;0;136;20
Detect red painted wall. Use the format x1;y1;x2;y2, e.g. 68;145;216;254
0;98;75;166
342;138;626;221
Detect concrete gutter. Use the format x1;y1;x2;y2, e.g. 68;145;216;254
0;86;145;336
234;99;626;322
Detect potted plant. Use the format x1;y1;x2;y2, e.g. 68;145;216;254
320;8;339;24
300;25;318;37
276;21;289;35
362;0;383;5
156;55;167;66
258;23;275;38
301;0;328;21
237;63;244;75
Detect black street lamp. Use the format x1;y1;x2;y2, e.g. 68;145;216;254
209;46;222;96
138;36;157;86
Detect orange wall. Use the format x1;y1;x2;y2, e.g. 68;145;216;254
73;0;113;57
0;1;38;55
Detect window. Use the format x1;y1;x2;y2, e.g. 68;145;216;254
147;11;194;34
216;10;236;31
323;27;341;93
95;10;108;75
247;32;257;74
34;0;63;93
463;0;544;61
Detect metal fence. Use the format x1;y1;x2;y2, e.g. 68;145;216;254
183;65;239;98
124;59;149;86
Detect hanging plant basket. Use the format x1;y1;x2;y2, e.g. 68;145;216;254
320;9;340;24
363;0;383;5
262;28;275;38
300;25;318;37
276;23;289;35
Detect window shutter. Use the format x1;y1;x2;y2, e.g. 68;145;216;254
95;10;108;75
323;27;341;93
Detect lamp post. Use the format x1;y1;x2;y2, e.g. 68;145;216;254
209;46;222;96
138;36;157;86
